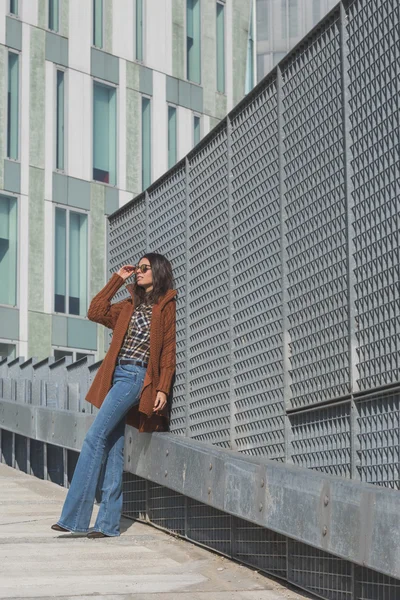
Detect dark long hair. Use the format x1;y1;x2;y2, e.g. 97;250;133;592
133;253;174;306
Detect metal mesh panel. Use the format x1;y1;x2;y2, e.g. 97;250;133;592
187;498;231;554
147;482;185;535
148;168;187;436
282;11;350;409
230;79;285;460
356;392;400;489
288;540;353;600
1;429;13;465
187;127;231;447
122;471;147;519
355;566;400;600
233;518;287;578
347;0;400;391
289;402;351;478
108;196;146;301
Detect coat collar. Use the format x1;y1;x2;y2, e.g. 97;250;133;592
125;285;177;311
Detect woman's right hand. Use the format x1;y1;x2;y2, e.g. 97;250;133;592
117;265;136;281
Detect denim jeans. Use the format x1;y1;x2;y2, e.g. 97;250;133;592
56;362;146;536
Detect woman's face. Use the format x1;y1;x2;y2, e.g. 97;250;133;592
136;257;153;292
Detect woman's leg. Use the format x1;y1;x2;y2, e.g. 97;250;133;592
56;365;145;533
92;417;126;536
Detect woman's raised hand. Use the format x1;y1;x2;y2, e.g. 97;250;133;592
117;265;136;281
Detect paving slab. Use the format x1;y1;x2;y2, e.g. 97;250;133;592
0;463;313;600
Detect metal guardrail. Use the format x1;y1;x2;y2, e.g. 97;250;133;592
1;397;400;594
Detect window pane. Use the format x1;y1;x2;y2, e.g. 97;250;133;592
0;343;16;359
193;115;200;146
93;83;117;185
76;352;93;361
54;349;73;361
168;106;177;169
246;0;255;94
256;0;269;42
216;3;225;93
10;0;18;15
0;196;17;306
289;0;298;38
93;0;103;47
69;212;88;316
142;97;151;190
7;52;19;160
56;71;64;170
136;0;143;61
312;0;321;25
187;0;201;84
49;0;59;32
281;0;287;39
54;207;66;313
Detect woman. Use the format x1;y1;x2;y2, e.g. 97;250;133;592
51;253;176;538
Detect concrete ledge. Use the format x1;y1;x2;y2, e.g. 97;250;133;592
0;398;399;581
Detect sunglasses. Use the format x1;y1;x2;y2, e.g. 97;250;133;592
133;264;152;273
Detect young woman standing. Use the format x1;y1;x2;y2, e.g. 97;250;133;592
51;253;176;538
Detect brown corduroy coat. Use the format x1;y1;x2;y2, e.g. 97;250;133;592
85;273;177;433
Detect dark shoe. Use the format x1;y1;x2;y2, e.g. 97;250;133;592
87;531;110;538
51;523;70;532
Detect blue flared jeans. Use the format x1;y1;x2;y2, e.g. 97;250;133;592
56;362;146;536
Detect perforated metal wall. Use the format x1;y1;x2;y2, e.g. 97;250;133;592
102;0;400;597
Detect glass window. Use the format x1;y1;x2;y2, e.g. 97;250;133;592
56;70;65;170
54;207;88;316
9;0;18;15
49;0;60;32
312;0;321;25
187;0;201;84
0;196;18;306
142;96;151;190
288;0;298;38
216;2;225;93
245;0;255;94
136;0;144;61
93;82;117;185
168;105;177;169
281;0;287;39
54;349;94;362
0;343;16;359
256;0;268;42
93;0;103;48
54;349;73;361
193;115;201;146
7;52;19;160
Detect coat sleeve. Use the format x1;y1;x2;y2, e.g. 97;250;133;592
157;299;177;395
87;273;128;330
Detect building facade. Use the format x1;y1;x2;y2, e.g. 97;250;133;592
0;0;337;363
255;0;338;81
0;0;253;363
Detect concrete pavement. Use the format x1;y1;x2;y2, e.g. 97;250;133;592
0;463;312;600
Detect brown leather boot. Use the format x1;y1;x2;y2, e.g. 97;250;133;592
51;523;70;532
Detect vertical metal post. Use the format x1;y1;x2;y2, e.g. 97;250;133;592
185;157;191;438
277;66;292;463
227;116;236;451
43;442;48;481
11;432;15;468
27;437;31;475
339;2;360;481
145;190;150;252
63;448;68;488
